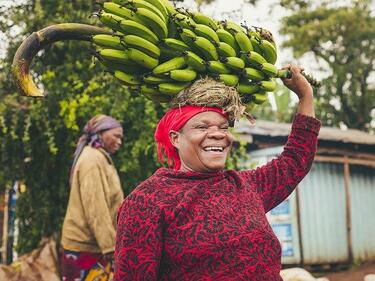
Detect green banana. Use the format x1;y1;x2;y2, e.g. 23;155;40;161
261;62;278;77
153;56;187;75
127;48;159;69
167;17;178;38
237;80;260;95
146;0;169;21
179;28;197;48
114;70;141;86
144;92;172;103
169;69;197;82
222;20;244;34
99;59;145;74
242;67;265;81
241;51;267;65
216;28;240;54
193;36;219;61
172;13;196;29
207;61;231;74
98;12;125;33
143;74;173;84
234;31;253;52
123;35;160;58
99;48;137;65
184;51;206;72
158;82;191;95
215;41;237;57
252;92;268;104
102;2;145;25
119;19;159;44
258;79;277;91
159;0;176;15
191;23;219;43
216;73;239;87
92;34;124;50
259;39;277;64
135;7;168;39
220;56;245;71
161;38;190;52
140;84;172;103
249;36;262;55
140;83;158;94
159;45;181;60
190;12;219;30
125;0;166;23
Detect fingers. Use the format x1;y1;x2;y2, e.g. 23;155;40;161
280;64;305;81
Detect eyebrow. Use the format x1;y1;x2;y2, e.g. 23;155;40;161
190;120;229;126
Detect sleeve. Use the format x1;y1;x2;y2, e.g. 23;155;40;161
240;114;321;212
79;163;116;254
114;192;164;281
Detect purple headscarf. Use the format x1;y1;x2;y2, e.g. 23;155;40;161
69;114;122;184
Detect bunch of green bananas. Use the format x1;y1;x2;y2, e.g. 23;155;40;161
91;0;287;108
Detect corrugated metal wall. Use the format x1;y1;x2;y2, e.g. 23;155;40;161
249;146;375;265
298;162;349;264
350;165;375;262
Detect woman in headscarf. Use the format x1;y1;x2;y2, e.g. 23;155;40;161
61;114;124;281
114;65;321;281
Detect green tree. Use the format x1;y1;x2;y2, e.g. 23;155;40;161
280;0;375;131
0;0;165;254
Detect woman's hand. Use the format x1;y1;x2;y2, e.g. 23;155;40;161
281;64;315;117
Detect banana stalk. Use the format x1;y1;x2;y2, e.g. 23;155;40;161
277;69;321;88
12;23;110;97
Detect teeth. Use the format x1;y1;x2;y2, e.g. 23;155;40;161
204;146;224;152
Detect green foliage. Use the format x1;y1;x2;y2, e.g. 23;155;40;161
0;0;247;255
0;0;165;254
280;0;375;131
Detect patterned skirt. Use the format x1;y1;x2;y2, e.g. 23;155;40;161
62;249;113;281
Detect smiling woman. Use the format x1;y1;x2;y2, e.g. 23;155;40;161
114;68;321;281
169;110;233;173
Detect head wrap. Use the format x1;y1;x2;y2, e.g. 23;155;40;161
70;114;122;183
154;105;228;170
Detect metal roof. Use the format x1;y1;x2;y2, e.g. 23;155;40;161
235;119;375;145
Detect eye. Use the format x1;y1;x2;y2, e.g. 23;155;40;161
220;125;229;130
195;124;208;130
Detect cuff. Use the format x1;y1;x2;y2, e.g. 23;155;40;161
102;246;115;255
292;114;321;135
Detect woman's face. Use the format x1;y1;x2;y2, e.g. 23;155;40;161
170;111;233;173
100;127;123;154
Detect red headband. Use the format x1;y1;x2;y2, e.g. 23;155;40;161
154;105;228;170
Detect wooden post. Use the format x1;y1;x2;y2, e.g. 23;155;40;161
1;191;9;264
343;156;353;263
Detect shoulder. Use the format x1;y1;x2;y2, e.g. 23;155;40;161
126;171;163;201
122;168;176;210
76;146;107;171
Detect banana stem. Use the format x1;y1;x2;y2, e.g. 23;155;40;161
277;69;321;88
12;23;110;97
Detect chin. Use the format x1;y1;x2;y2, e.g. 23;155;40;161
205;162;226;172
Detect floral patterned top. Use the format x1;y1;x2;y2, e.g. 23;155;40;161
114;114;321;281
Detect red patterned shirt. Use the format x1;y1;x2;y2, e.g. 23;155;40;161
115;114;321;281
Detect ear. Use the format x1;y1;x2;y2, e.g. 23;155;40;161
169;130;180;149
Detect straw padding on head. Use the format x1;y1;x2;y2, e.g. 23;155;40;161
170;77;245;125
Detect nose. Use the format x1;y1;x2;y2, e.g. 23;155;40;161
207;127;226;139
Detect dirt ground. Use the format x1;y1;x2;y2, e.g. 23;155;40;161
319;261;375;281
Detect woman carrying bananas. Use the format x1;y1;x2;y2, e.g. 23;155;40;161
61;114;124;281
114;65;320;280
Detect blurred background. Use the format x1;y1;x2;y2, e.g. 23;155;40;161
0;0;374;279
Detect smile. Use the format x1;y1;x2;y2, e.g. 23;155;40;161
203;146;225;152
